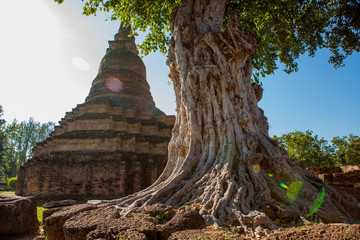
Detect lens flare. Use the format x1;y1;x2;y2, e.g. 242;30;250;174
106;77;123;92
307;187;325;217
267;172;305;204
71;56;90;71
287;181;304;203
252;164;261;174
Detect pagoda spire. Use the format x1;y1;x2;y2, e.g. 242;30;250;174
113;21;137;54
115;22;131;39
85;22;155;112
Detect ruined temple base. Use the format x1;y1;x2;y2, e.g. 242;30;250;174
308;165;360;203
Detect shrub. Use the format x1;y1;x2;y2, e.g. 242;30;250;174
7;177;17;190
156;211;170;223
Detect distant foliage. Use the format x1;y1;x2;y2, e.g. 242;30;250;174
273;130;360;167
0;110;55;181
7;177;17;190
0;106;7;183
331;135;360;166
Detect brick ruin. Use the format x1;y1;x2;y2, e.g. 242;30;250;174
307;165;360;203
16;24;175;201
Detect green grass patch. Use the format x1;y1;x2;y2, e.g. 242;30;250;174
0;191;15;195
37;206;48;224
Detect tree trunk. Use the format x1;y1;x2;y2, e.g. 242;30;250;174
112;0;360;235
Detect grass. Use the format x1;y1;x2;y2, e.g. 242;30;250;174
0;191;15;195
37;206;48;237
37;206;48;224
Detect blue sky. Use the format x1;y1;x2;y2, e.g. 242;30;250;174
260;50;360;140
0;0;359;141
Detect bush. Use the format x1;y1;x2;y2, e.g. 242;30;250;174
7;177;17;190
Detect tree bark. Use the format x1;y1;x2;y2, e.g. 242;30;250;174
111;0;360;236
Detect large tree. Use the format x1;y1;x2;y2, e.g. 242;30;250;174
56;0;360;235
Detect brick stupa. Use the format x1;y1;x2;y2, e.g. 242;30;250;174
16;23;175;200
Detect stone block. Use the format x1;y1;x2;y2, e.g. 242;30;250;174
44;204;97;240
0;196;39;235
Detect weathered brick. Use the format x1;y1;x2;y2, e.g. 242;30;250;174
16;24;175;202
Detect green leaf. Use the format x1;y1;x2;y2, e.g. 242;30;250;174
55;0;360;81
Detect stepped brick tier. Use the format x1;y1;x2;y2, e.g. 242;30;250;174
307;165;360;203
16;23;175;201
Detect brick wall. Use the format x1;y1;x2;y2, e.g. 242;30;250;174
307;165;360;203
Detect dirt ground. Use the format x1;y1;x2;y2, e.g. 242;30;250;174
43;203;360;240
1;191;359;240
1;224;359;240
167;223;360;239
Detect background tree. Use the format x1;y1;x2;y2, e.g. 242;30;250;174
54;0;360;235
0;106;6;183
16;117;55;164
1;120;19;181
273;131;360;167
0;117;54;181
332;134;360;166
273;130;335;167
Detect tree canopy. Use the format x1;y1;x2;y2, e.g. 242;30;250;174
0;116;55;181
273;130;334;167
273;130;360;167
331;134;360;165
55;0;360;81
0;106;6;176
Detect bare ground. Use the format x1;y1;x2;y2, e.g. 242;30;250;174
167;224;360;239
1;191;358;239
2;224;359;240
40;203;359;240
